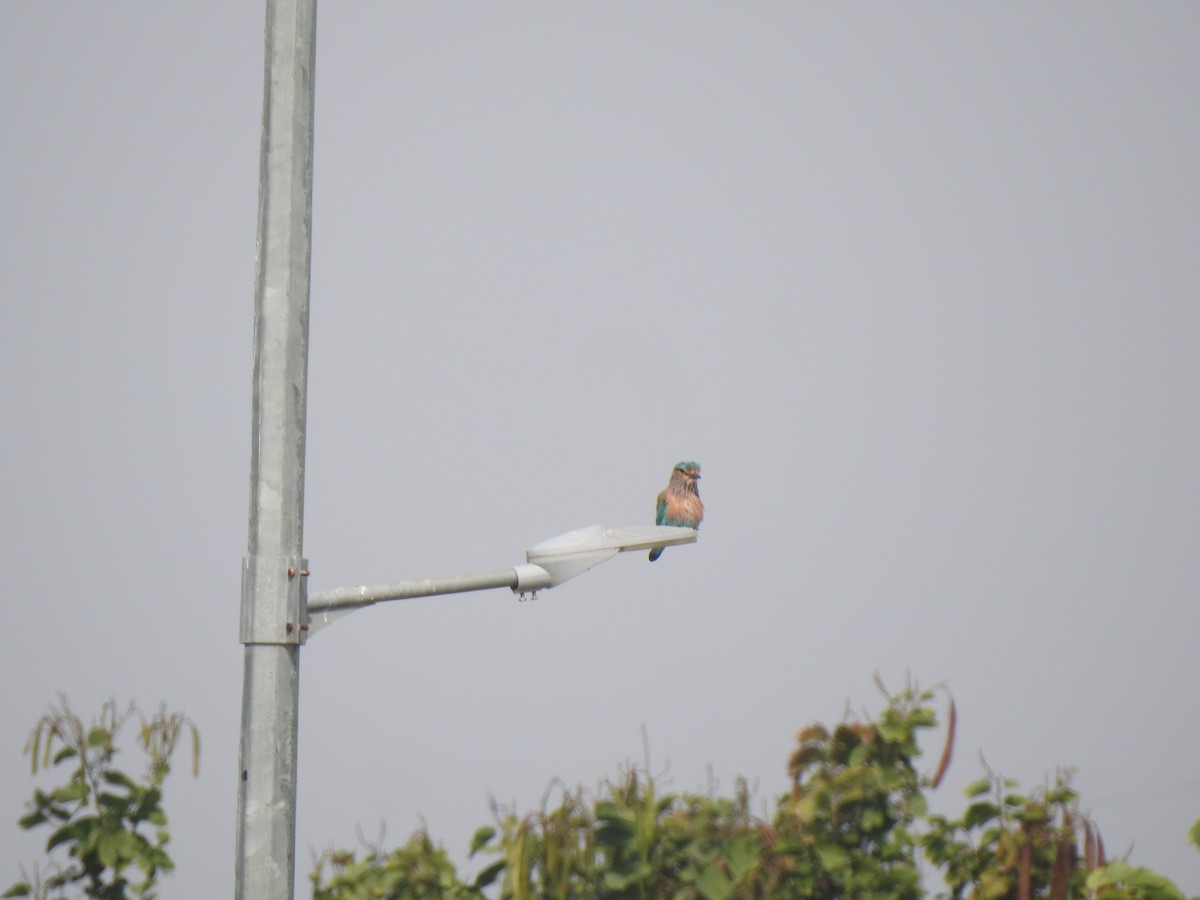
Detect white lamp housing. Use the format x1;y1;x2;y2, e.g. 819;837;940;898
519;524;697;590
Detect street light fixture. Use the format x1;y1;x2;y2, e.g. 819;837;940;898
305;524;698;635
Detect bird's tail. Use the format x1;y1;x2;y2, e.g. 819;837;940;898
648;546;664;562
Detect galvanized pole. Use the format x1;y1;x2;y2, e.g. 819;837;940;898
236;0;317;897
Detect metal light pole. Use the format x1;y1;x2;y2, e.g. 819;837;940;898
235;0;317;897
231;4;701;896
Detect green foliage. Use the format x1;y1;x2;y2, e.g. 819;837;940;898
1085;862;1189;900
924;768;1088;899
4;697;199;900
9;686;1193;899
310;680;947;898
474;772;771;899
769;680;941;898
923;770;1197;900
308;680;1198;899
310;832;480;900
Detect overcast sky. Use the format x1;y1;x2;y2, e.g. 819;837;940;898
3;3;1199;895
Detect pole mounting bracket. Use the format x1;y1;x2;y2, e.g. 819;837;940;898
240;555;309;645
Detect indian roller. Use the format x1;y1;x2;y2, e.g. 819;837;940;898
649;461;704;561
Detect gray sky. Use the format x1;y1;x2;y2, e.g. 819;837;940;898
3;3;1199;895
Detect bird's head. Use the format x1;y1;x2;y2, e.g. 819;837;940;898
673;461;701;481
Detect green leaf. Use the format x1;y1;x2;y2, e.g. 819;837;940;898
2;883;33;897
51;782;88;803
964;777;992;798
815;843;849;871
905;791;928;818
847;743;868;768
97;830;139;869
86;727;109;748
910;707;937;727
963;801;999;829
697;864;735;900
52;746;78;765
1189;817;1200;851
1016;803;1048;824
793;787;823;824
978;869;1010;899
190;722;202;778
103;770;139;790
602;862;652;891
594;805;636;847
468;825;495;857
1045;786;1076;805
47;820;91;852
99;792;132;811
1087;862;1188;900
114;829;140;863
17;812;47;830
727;835;760;879
471;859;505;890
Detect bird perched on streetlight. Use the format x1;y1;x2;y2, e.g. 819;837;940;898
649;461;704;561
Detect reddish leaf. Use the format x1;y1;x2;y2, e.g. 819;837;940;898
931;696;956;789
1084;820;1098;871
1048;833;1075;900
